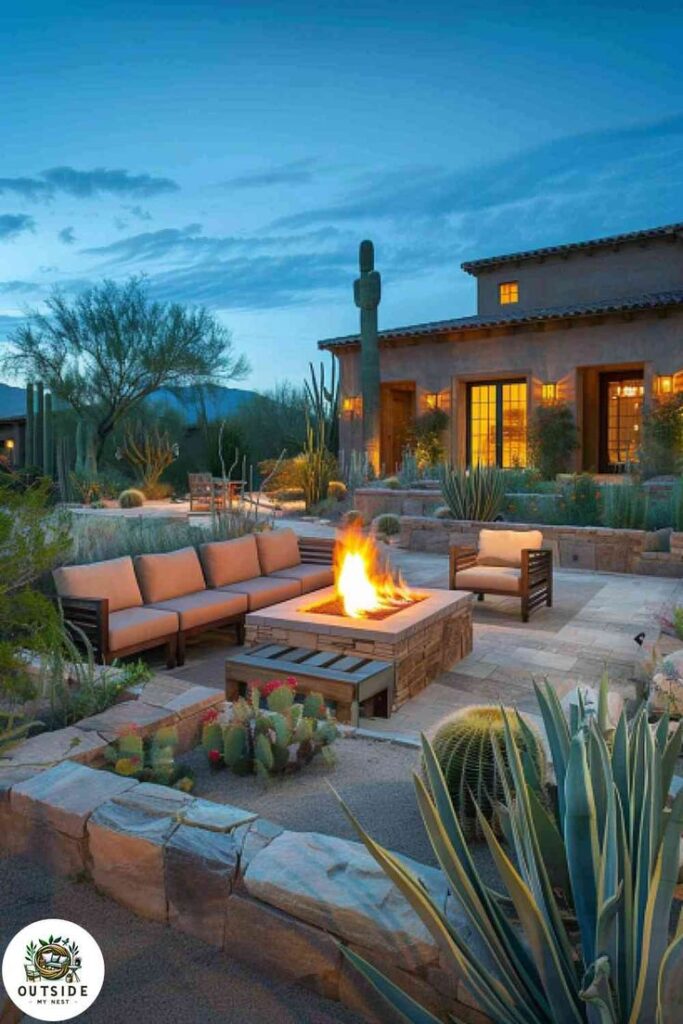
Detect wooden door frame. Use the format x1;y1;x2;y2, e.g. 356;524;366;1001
380;381;416;474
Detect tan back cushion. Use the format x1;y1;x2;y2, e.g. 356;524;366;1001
255;528;301;575
200;535;261;587
478;529;544;567
135;547;206;603
53;556;142;613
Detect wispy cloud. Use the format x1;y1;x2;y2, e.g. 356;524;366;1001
0;214;35;241
0;166;179;202
0;280;43;295
124;205;152;221
58;226;76;245
223;159;316;190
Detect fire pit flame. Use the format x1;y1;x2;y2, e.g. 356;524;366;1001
334;526;417;619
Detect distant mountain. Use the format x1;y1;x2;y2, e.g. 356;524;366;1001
0;382;258;422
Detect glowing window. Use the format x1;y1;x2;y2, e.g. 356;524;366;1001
499;281;519;305
468;381;527;468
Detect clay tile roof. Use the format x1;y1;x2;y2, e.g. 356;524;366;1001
461;221;683;274
317;290;683;350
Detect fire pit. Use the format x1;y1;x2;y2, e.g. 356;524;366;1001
244;528;473;708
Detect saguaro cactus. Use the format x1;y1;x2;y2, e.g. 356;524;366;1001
25;383;34;467
354;239;381;475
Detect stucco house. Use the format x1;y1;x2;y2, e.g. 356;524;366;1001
319;222;683;475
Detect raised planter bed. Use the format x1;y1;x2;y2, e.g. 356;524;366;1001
399;515;683;578
354;487;443;523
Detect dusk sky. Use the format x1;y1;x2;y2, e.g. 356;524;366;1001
1;0;682;393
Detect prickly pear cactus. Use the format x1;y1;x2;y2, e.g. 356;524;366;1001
223;723;251;774
117;728;143;760
303;693;324;719
267;685;295;713
202;720;223;753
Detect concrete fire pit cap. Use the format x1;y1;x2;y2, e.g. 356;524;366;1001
245;586;472;644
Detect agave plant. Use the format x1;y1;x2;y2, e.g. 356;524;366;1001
441;463;506;521
338;680;683;1024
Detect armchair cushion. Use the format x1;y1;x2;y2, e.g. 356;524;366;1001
53;556;142;613
220;576;300;610
455;565;521;594
108;607;179;653
255;528;301;574
477;529;543;567
270;564;334;593
135;547;206;604
200;535;261;588
148;590;247;630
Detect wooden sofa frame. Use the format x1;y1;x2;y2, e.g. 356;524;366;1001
449;544;553;622
58;535;336;668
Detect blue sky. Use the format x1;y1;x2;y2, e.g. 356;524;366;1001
1;0;682;392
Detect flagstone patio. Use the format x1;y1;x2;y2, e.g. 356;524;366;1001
167;523;683;743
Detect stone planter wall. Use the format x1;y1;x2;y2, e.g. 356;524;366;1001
0;677;490;1024
399;516;683;578
355;487;443;523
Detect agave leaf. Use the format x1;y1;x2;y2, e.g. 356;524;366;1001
564;730;600;968
472;803;584;1024
661;721;683;801
633;723;657;965
340;946;445;1024
654;712;670;753
580;955;618;1024
597;672;610;738
533;680;571;823
514;709;544;796
334;787;529;1024
527;786;572;898
656;914;683;1024
629;790;683;1024
611;712;631;838
614;790;635;1014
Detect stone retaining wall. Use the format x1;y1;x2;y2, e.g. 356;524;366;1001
0;678;489;1024
355;487;443;523
399;516;683;577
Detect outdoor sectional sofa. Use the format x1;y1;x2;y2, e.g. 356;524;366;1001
52;529;334;667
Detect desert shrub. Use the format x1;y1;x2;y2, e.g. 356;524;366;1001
327;480;347;502
258;455;305;493
119;488;145;508
442;464;505;521
529;402;579;480
409;408;448;470
374;513;400;536
429;705;546;840
343;509;364;528
646;496;674;530
557;473;601;526
601;482;648;529
381;476;401;490
398;449;420;487
503;493;561;524
500;466;544;493
671;477;683;531
640;393;683;478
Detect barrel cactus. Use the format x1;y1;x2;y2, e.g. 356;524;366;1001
119;488;145;508
430;705;546;840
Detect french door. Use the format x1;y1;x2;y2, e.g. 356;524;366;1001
467;380;528;468
599;371;643;472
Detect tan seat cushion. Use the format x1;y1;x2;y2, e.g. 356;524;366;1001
477;529;543;567
200;535;261;588
53;556;142;613
220;576;300;611
255;529;301;574
455;565;521;594
108;607;179;653
135;547;206;603
148;590;247;630
270;564;334;593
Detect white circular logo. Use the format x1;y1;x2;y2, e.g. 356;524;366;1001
2;919;104;1021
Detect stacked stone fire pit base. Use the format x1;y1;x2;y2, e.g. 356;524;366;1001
244;587;473;709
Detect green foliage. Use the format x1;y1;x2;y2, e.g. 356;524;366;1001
500;466;545;493
3;277;250;470
374;513;400;537
208;681;337;776
381;476;401;490
0;480;71;707
344;450;371;493
430;705;546;840
0;711;44;753
672;606;683;641
327;480;348;502
115;424;179;496
398;449;420;487
528;402;579;479
408;408;449;470
118;488;145;508
640;394;683;478
671;477;683;531
601;482;648;529
558;472;601;526
441;463;505;521
338;679;683;1024
503;492;561;525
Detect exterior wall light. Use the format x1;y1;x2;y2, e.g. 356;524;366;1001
657;375;674;396
541;382;558;402
342;395;361;417
425;392;440;410
5;439;15;450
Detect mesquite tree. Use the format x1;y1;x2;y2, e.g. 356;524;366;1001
4;277;250;473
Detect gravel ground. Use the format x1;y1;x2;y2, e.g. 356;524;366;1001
0;854;363;1024
181;735;436;865
181;735;501;886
